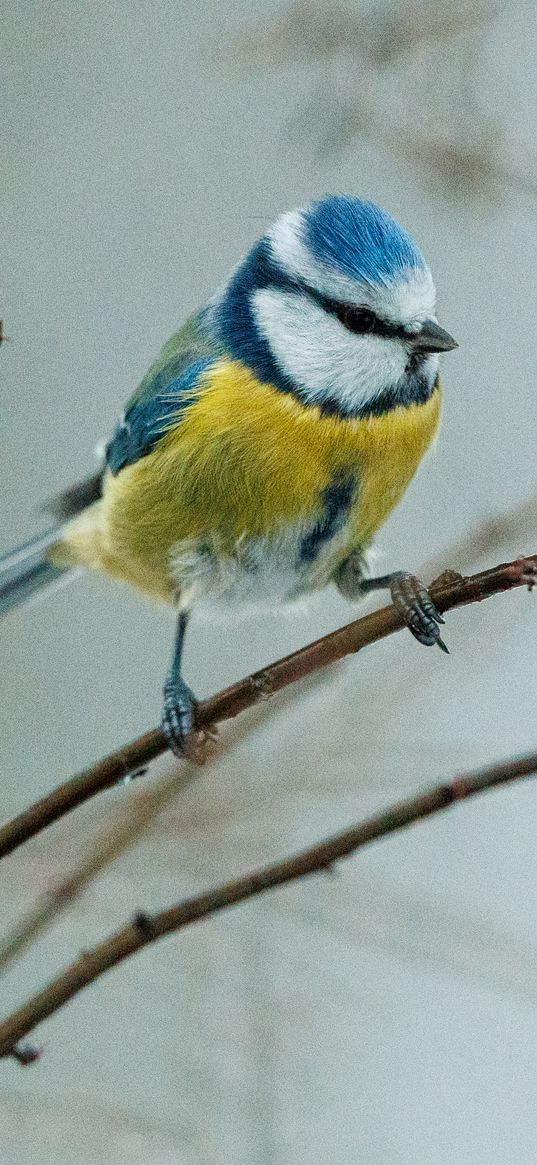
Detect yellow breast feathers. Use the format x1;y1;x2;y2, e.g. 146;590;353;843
57;359;441;601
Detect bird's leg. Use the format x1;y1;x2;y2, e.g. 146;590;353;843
162;610;210;763
359;571;449;653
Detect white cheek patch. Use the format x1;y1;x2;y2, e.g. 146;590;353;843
269;210;436;327
253;288;409;412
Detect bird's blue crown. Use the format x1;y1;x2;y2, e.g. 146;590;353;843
302;195;426;286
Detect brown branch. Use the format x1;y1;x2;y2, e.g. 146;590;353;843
2;746;537;1064
0;553;534;981
0;555;535;862
0;756;202;974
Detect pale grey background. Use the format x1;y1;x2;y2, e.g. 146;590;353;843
1;2;537;1162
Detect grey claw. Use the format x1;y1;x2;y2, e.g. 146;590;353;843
389;573;449;653
416;592;445;625
162;680;207;764
428;606;445;624
414;630;438;647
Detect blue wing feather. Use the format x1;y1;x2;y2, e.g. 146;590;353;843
106;355;214;475
106;310;223;475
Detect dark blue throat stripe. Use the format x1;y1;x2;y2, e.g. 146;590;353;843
299;474;356;564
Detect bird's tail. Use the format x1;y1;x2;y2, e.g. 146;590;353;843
0;529;72;619
0;468;105;620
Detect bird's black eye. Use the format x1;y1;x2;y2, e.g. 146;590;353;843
333;304;378;335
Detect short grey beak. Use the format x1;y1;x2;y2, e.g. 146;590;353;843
410;319;458;353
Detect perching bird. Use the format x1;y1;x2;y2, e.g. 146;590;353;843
0;195;457;761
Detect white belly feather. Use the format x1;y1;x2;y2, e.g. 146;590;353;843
169;519;360;621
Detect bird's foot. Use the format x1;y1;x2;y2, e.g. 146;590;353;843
388;572;448;653
162;678;215;764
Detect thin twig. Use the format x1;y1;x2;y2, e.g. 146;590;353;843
2;746;537;1063
0;757;201;974
0;555;535;862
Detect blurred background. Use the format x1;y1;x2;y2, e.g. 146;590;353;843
2;1;537;1161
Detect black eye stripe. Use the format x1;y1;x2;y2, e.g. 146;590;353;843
318;295;408;340
261;266;413;342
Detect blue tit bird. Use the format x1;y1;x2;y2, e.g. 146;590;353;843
0;195;457;761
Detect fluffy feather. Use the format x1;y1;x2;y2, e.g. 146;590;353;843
55;359;442;606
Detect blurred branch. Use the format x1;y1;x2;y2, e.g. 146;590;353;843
420;494;537;579
240;0;506;68
240;0;535;201
0;554;534;982
3;745;537;1064
0;555;535;865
